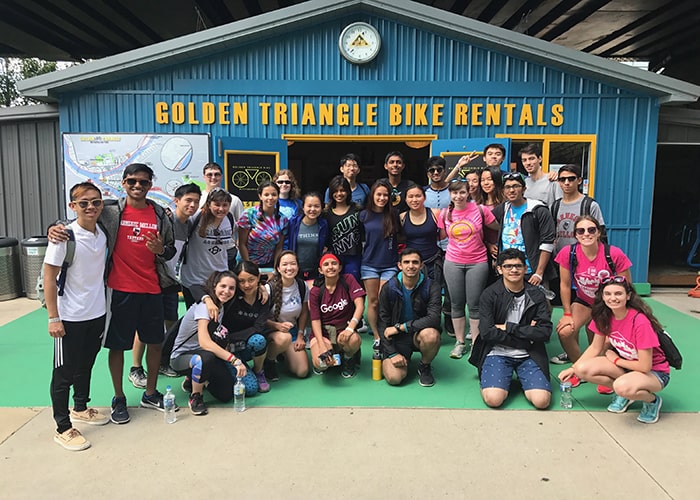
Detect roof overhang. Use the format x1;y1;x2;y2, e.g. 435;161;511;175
18;0;700;105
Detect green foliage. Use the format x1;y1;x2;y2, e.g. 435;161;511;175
0;58;58;107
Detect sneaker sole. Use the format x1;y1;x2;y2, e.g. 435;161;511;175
637;398;663;424
54;434;91;451
607;399;634;414
341;372;357;379
128;378;147;389
140;401;166;412
110;413;130;424
189;406;208;416
550;356;571;365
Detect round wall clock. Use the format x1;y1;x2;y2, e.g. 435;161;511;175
338;22;381;64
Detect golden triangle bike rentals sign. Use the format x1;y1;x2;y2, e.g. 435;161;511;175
223;150;278;206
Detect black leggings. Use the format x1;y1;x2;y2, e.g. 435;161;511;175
171;349;235;403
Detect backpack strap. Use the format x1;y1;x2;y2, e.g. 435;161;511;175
603;243;616;275
551;198;561;222
569;243;578;292
56;228;76;297
580;196;593;216
179;212;202;266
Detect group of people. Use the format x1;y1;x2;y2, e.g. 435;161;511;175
43;145;672;451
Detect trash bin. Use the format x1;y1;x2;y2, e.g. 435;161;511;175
21;236;49;300
0;237;22;301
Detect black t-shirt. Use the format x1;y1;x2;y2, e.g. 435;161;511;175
324;205;362;256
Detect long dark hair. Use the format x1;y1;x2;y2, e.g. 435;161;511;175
203;270;237;309
199;188;232;238
268;250;298;322
591;279;664;335
257;180;281;221
365;179;399;238
326;175;352;210
475;166;504;206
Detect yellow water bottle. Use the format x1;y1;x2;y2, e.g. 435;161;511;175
372;349;382;381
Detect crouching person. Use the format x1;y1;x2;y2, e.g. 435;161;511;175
378;248;442;387
469;248;553;409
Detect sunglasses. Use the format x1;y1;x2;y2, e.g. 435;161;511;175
276;180;292;185
449;177;467;183
503;172;525;182
558;176;578;183
601;275;627;285
124;178;151;187
427;167;444;174
500;263;525;270
75;199;103;209
575;226;598;235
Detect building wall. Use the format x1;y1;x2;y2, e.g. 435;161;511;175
56;15;660;282
0;106;62;241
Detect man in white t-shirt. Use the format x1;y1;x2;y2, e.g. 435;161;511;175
44;182;109;451
519;143;562;208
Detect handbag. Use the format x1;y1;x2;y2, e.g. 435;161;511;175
208;319;230;349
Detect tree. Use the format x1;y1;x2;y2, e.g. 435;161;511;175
0;57;58;107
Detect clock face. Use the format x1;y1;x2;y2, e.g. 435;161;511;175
338;22;381;64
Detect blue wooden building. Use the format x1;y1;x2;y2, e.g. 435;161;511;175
18;0;700;285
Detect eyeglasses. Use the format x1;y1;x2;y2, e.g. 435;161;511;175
503;172;525;182
500;263;525;270
503;184;523;191
427;167;444;174
558;176;578;183
276;180;292;185
204;172;222;178
75;199;103;209
574;227;598;235
124;178;151;187
601;275;627;285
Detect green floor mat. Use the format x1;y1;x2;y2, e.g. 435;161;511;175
0;298;697;411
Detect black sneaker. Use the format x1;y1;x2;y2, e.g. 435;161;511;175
417;362;435;387
181;376;192;394
140;390;180;412
188;392;208;416
110;396;130;424
341;351;359;379
264;358;280;382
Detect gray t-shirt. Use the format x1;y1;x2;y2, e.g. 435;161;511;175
167;216;190;279
553;197;605;255
180;215;234;288
488;292;528;358
525;175;562;208
171;302;221;359
296;221;320;273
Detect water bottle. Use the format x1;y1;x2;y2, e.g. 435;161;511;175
164;385;177;423
560;381;573;409
537;284;556;301
234;377;246;412
372;348;382;381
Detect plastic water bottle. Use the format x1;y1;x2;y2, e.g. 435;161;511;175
560;382;573;409
537;284;557;301
234;377;246;412
164;385;177;423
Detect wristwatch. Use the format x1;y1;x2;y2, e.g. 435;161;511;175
394;323;402;332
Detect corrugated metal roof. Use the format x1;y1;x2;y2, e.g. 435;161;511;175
17;0;700;104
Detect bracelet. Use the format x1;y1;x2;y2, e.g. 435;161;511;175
349;317;360;324
227;353;234;363
233;359;243;367
613;357;621;366
48;317;61;324
532;273;543;280
563;313;572;317
403;323;408;332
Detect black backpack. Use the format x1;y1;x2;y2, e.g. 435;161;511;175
569;242;615;293
632;313;683;370
552;196;607;243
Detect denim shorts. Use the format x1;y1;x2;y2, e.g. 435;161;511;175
651;370;671;388
480;355;552;392
360;264;397;281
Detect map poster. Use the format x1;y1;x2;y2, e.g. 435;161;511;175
62;133;211;211
223;150;277;207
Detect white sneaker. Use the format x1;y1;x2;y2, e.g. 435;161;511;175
449;342;467;359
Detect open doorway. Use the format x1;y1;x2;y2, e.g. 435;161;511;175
286;140;430;195
649;144;700;285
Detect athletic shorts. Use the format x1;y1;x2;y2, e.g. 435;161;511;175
162;289;180;322
480;355;551;392
105;290;165;350
383;332;418;360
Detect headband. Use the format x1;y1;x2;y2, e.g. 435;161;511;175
319;253;340;267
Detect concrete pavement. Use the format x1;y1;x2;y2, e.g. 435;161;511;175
1;292;698;499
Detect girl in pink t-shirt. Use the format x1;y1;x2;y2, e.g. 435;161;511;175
559;276;670;424
437;178;499;359
552;216;632;385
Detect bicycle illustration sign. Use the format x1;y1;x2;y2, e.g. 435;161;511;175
224;150;279;205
